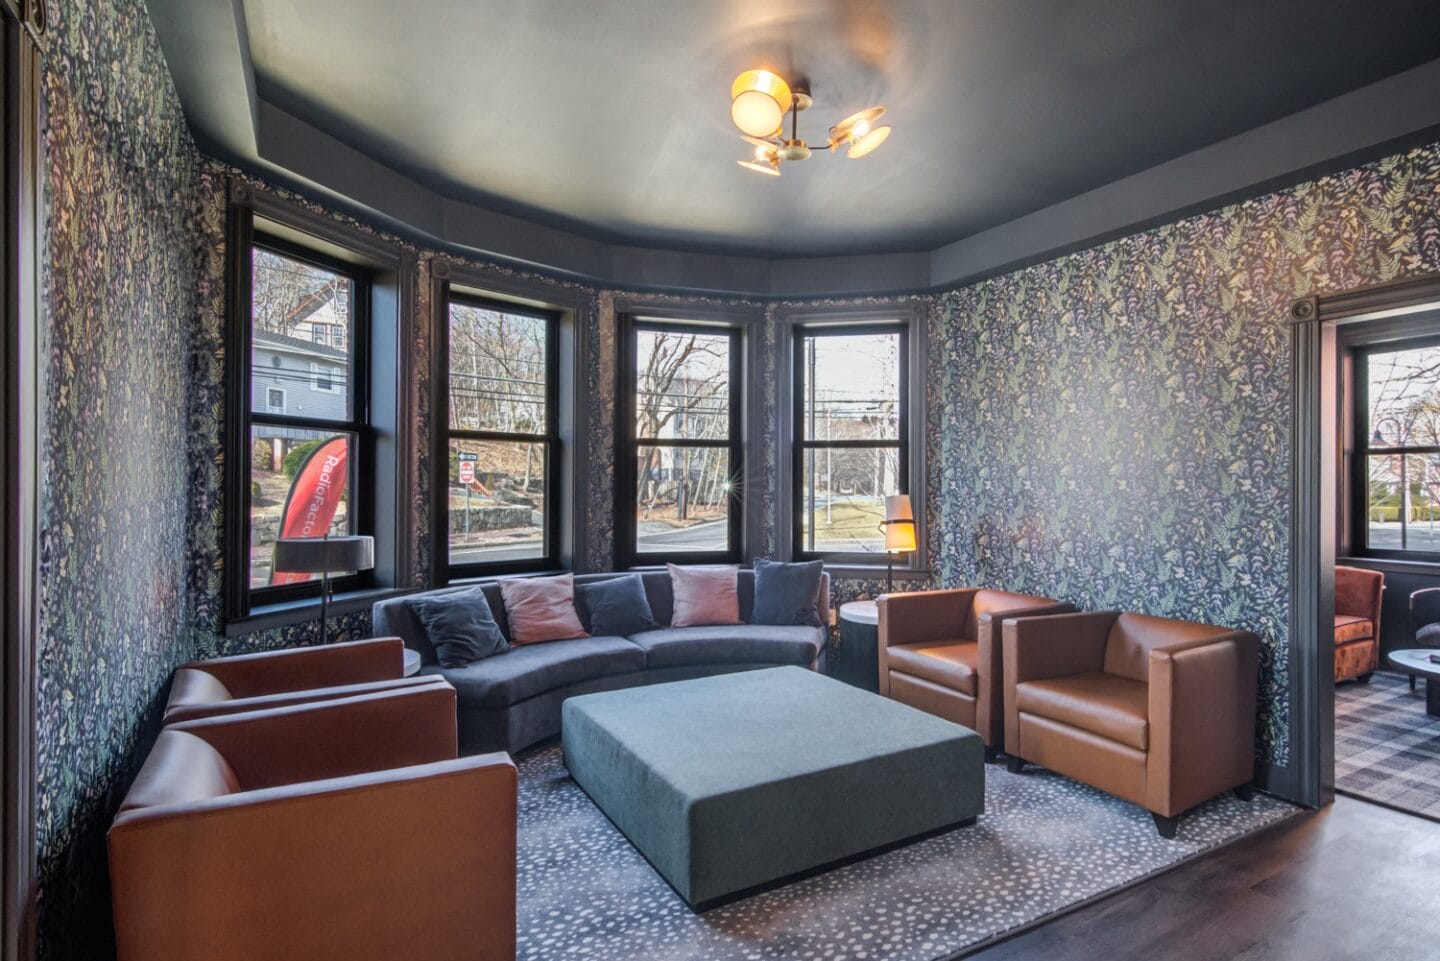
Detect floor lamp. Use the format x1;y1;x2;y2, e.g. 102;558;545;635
273;534;375;644
881;494;916;595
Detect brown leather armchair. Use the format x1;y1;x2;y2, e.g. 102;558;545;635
1002;611;1258;838
109;684;517;961
164;636;436;724
877;588;1074;760
1334;565;1383;683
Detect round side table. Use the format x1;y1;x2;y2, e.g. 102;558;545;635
1387;649;1440;717
403;648;423;677
834;600;880;693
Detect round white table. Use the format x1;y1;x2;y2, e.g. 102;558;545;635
403;648;423;677
1387;649;1440;717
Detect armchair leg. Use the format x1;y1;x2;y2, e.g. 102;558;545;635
1005;756;1025;774
1233;784;1254;802
984;746;999;764
1151;813;1180;839
1357;672;1373;685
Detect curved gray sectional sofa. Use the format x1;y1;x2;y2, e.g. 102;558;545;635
372;569;831;754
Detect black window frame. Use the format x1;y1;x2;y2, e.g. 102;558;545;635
239;233;375;608
792;322;910;565
615;316;745;568
438;290;563;579
1349;331;1440;562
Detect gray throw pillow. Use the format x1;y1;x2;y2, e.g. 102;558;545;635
751;558;824;627
576;575;659;636
408;588;510;668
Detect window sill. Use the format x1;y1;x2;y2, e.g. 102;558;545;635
225;585;411;637
1338;556;1440;576
444;569;569;586
815;563;931;582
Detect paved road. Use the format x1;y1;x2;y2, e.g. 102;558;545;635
1369;521;1440;551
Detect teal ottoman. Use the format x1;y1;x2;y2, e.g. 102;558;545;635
561;666;984;909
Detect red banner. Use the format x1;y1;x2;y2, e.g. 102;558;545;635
271;436;349;586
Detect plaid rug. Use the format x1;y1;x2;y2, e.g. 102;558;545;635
1335;670;1440;819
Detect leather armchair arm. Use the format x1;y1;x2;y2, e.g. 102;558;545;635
162;674;448;726
109;754;517;961
1002;611;1116;685
180;637;406;699
1146;631;1259;816
878;589;976;648
974;602;1076;745
167;683;458;790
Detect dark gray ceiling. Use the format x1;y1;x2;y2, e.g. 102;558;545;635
236;0;1440;257
229;0;1440;257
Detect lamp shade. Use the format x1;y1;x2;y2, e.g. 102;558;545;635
731;69;792;138
273;535;375;575
883;495;916;553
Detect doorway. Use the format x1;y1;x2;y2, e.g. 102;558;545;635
1291;276;1440;820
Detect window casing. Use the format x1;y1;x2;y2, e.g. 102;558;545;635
616;317;744;567
792;323;910;564
440;292;561;578
1350;333;1440;561
241;235;373;606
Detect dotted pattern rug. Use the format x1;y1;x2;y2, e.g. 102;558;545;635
515;745;1295;960
1336;670;1440;819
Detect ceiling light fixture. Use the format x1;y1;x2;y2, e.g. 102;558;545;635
730;70;890;177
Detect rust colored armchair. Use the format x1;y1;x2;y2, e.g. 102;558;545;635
877;588;1073;760
109;684;517;961
1003;611;1258;838
1334;566;1383;683
163;636;436;725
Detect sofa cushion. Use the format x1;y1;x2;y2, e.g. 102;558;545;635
408;587;509;668
499;574;588;645
668;564;743;627
1015;672;1149;751
751;558;825;627
437;635;645;709
576;574;659;637
1334;614;1373;645
886;640;978;697
627;625;823;670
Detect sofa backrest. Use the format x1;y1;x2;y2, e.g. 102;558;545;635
373;568;831;665
1103;612;1230;683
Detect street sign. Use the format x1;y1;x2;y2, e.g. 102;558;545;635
458;461;475;484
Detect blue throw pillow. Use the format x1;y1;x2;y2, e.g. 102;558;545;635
576;575;659;637
407;588;510;668
751;558;824;627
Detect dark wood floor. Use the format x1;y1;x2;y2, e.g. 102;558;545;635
967;796;1440;961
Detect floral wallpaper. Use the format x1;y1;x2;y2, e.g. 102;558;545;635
933;143;1440;764
35;0;205;957
29;0;1440;953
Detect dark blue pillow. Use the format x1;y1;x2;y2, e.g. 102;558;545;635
576;575;659;637
408;588;510;668
752;558;824;627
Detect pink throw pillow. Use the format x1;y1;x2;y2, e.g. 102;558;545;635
668;564;742;627
498;574;589;645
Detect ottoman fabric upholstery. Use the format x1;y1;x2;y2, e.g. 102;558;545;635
562;667;983;909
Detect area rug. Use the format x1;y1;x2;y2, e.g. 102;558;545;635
1336;670;1440;819
515;745;1295;960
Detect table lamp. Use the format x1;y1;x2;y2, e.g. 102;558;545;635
881;494;916;594
273;534;375;644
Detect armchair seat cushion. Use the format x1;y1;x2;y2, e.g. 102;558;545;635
626;625;822;670
886;640;978;697
1333;614;1373;645
435;636;645;709
1015;672;1149;751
